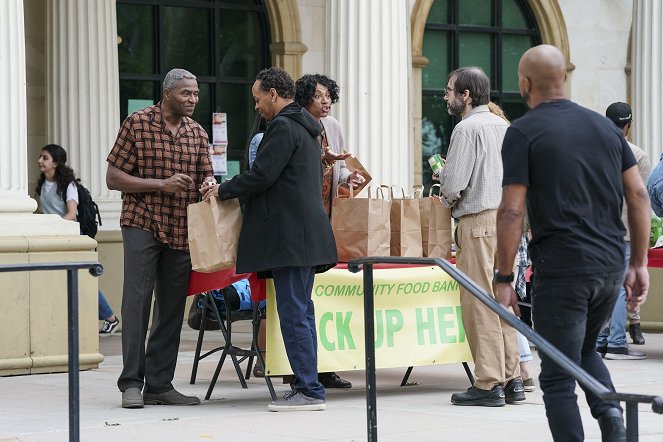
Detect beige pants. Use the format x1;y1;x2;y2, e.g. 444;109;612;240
456;209;520;390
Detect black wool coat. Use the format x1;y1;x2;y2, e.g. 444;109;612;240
217;102;338;273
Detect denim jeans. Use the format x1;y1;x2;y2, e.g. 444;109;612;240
98;290;114;321
272;266;325;400
533;271;624;442
647;152;663;216
596;242;629;349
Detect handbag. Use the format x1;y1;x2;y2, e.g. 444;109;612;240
187;197;242;272
331;184;391;261
418;184;452;258
187;293;221;330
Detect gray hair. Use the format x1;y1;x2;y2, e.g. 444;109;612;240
162;68;196;91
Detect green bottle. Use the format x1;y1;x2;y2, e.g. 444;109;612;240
651;215;662;247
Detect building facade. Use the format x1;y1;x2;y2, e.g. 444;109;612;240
1;0;662;374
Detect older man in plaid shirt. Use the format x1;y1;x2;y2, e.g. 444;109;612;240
106;68;214;409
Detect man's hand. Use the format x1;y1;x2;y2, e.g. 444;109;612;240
199;182;220;201
496;283;521;317
162;173;194;193
347;170;366;188
624;264;649;309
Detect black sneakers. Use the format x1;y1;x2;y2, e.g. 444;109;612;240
604;346;646;360
504;378;526;404
99;317;120;335
451;385;506;407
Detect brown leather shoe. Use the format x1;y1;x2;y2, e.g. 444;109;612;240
143;389;200;405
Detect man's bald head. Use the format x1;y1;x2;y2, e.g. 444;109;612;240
518;44;567;108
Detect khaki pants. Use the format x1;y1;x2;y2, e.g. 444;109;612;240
456;209;520;390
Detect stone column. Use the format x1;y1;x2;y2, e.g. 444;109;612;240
632;0;663;163
47;0;121;229
327;0;412;191
0;0;38;217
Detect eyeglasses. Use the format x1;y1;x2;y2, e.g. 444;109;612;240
443;86;453;97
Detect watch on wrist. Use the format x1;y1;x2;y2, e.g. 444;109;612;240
494;270;514;284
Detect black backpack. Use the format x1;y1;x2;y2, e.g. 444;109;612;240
75;180;102;238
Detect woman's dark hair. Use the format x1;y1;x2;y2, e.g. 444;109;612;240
448;67;490;107
295;74;340;108
255;67;295;99
243;114;268;171
35;144;77;201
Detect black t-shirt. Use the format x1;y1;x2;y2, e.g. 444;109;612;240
502;100;636;276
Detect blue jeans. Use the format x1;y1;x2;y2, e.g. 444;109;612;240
272;266;324;400
98;290;113;321
533;271;623;442
647;152;663;216
596;242;629;349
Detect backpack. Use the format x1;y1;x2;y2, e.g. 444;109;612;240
75;180;102;238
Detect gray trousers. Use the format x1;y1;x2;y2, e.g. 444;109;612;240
117;227;191;394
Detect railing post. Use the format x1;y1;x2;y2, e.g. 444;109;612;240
626;401;639;442
66;269;80;442
362;264;378;442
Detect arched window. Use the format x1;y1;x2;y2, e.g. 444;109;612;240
116;0;270;164
421;0;541;191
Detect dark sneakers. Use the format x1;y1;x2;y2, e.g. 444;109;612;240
604;346;646;360
629;323;645;345
598;408;626;442
451;385;506;407
504;378;526;404
319;372;352;389
143;389;201;406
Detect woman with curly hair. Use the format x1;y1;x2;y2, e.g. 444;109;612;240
295;74;365;215
36;144;119;335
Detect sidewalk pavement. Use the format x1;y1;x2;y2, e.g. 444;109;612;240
1;324;662;442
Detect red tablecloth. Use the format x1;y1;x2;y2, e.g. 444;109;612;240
187;268;266;301
648;247;663;268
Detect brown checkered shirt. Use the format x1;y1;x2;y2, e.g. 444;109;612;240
107;103;213;250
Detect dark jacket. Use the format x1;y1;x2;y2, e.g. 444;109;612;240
218;102;338;273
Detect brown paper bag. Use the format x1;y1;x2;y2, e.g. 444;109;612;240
341;153;373;196
331;184;390;261
418;184;452;258
187;197;242;272
387;185;423;257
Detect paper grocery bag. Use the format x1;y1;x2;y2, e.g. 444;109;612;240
187;197;242;272
388;185;423;257
419;184;452;258
341;153;373;196
331;184;390;261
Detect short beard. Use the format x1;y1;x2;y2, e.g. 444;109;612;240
447;97;465;117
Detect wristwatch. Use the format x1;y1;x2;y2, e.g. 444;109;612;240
493;270;514;284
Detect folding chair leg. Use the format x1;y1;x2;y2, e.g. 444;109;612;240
190;300;209;384
252;305;277;401
400;366;414;386
206;348;229;400
462;362;475;385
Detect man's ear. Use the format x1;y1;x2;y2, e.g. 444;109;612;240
163;88;171;102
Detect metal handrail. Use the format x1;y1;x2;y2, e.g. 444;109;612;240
0;262;103;442
347;256;663;442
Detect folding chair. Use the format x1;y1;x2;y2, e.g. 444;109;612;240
190;288;276;401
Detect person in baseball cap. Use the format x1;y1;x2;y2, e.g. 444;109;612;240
606;102;633;128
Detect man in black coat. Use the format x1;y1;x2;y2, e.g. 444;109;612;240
202;67;337;411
